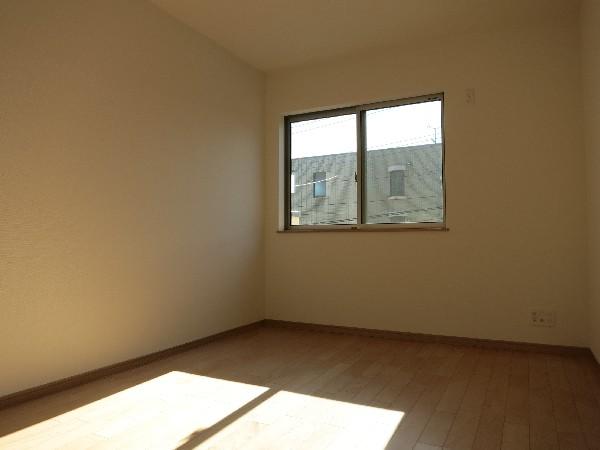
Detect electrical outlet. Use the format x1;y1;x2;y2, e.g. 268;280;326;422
530;310;556;327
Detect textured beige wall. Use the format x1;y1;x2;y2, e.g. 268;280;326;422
582;0;600;361
0;0;264;396
264;19;588;347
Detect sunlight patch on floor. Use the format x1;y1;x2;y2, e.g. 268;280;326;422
1;371;404;449
0;371;269;449
198;390;404;450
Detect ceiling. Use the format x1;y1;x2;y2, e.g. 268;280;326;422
149;0;579;72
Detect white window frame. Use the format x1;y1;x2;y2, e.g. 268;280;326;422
283;93;446;231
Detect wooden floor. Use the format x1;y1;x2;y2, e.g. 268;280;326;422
1;326;600;450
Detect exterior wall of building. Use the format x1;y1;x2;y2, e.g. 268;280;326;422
291;151;357;225
364;145;443;224
291;144;443;225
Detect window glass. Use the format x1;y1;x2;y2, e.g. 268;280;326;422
290;114;357;225
313;172;327;197
364;100;443;224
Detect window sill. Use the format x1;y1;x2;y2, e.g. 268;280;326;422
278;225;449;233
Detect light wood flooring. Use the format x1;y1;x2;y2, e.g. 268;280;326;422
1;325;599;449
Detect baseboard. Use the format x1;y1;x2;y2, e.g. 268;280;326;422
263;319;593;357
0;320;264;411
1;318;593;411
593;347;600;365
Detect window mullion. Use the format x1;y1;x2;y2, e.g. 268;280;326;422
284;117;292;230
356;110;361;226
356;109;366;226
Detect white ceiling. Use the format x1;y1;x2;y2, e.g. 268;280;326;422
150;0;579;71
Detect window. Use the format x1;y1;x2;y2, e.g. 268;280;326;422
284;94;444;230
313;171;327;197
388;165;406;197
288;113;357;226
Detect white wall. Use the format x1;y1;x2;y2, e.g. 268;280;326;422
264;18;588;347
0;0;264;397
582;0;600;361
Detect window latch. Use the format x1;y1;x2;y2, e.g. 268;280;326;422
354;171;358;183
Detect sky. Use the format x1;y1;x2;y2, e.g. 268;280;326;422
291;100;442;159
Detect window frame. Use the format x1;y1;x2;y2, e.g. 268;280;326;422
283;93;446;231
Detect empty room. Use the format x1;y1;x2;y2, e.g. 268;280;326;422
1;0;600;449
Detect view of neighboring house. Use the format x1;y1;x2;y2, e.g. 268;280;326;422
291;143;443;225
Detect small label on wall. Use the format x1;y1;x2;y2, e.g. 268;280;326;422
466;88;476;105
